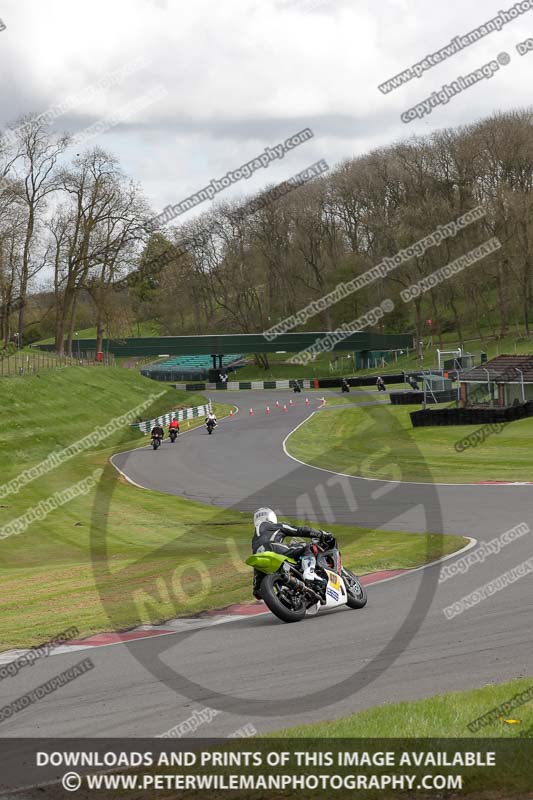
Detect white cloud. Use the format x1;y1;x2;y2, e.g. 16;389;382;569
1;0;532;220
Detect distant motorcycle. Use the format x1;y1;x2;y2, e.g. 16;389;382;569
169;429;178;443
206;419;216;435
151;435;162;450
341;379;350;393
293;381;302;393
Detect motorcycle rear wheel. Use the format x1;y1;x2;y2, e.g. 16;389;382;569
261;573;306;623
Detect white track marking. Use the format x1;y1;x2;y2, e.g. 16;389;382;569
282;407;532;487
110;404;239;489
0;536;478;662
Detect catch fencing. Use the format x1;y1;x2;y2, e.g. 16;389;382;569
1;350;115;377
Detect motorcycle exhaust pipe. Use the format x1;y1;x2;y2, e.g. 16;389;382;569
284;574;322;603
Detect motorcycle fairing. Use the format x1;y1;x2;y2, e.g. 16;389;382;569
323;569;348;608
245;551;298;573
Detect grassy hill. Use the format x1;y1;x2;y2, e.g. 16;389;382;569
0;367;465;649
0;368;219;647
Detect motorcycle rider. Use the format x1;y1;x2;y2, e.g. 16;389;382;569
150;424;164;442
251;508;332;599
376;376;386;392
205;411;217;427
341;377;350;393
169;418;180;434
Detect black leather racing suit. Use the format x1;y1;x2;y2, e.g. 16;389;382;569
252;520;323;599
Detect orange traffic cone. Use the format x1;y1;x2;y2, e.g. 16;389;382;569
289;399;294;406
283;404;288;412
266;406;271;414
305;397;309;405
275;400;280;408
249;408;255;416
230;409;234;416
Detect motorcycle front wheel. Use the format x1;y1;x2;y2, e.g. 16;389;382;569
260;573;306;623
342;568;367;608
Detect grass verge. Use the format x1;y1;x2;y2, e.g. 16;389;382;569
286;402;533;483
0;368;465;650
272;676;533;738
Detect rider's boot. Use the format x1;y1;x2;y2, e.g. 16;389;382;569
252;569;263;600
301;557;327;601
301;555;318;581
301;556;325;583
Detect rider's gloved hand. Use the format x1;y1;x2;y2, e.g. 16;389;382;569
303;527;326;539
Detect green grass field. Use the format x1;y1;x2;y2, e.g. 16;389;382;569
286;402;533;483
273;676;533;738
0;368;467;650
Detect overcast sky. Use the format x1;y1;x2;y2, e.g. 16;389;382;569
2;0;533;222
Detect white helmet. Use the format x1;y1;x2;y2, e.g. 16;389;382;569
254;507;277;535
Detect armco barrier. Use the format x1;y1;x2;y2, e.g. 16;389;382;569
410;401;533;427
131;403;211;434
172;374;408;391
175;379;313;391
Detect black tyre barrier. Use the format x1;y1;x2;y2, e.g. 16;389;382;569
410;401;533;427
390;390;457;405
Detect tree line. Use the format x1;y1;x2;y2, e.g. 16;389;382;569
0;115;148;353
1;109;533;358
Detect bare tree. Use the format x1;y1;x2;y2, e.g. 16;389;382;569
9;115;69;344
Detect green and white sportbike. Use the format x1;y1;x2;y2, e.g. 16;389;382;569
246;532;367;623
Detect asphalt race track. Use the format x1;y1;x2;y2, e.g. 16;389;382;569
1;390;531;737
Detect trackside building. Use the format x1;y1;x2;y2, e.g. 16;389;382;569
459;354;533;406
